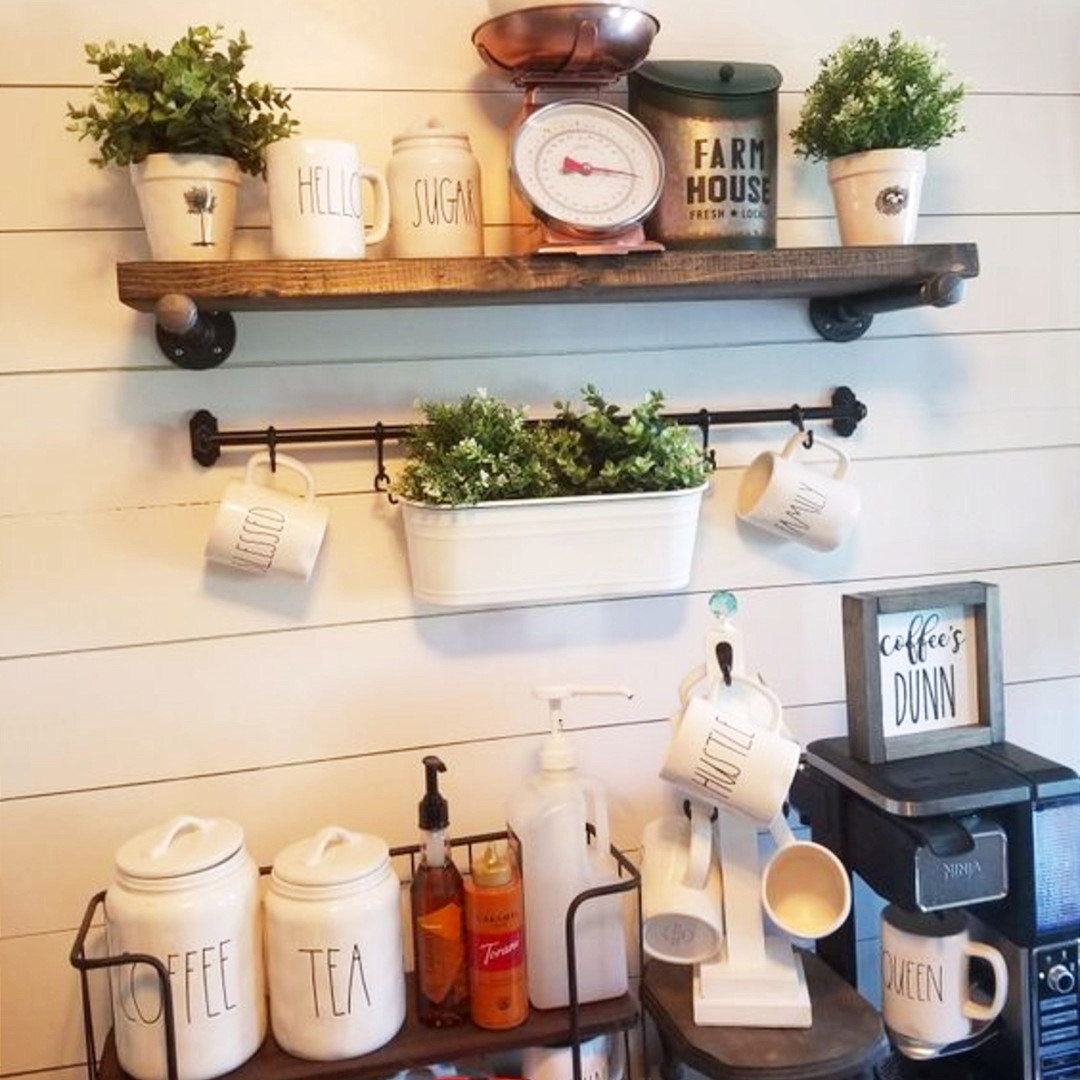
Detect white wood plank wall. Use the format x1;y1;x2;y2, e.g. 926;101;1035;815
2;0;1079;1072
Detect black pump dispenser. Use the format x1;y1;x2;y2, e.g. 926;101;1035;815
419;755;450;831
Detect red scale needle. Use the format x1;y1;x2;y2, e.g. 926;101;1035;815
561;156;639;179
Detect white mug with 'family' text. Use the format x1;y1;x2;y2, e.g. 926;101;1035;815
205;452;328;581
267;138;390;258
737;430;861;551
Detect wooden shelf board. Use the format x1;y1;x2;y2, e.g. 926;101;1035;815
116;244;979;313
97;978;638;1080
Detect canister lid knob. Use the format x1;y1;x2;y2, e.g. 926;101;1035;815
719;63;735;82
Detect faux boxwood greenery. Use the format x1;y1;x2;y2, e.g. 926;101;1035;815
66;25;297;176
396;387;710;506
791;31;966;161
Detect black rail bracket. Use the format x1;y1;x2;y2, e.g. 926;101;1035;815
154;294;236;369
830;386;867;437
190;410;222;467
809;271;965;343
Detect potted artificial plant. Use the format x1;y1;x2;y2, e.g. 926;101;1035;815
790;31;965;245
395;387;710;606
66;25;297;260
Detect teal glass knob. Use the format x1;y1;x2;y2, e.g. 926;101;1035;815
708;590;738;619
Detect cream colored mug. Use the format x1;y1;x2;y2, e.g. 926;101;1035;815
205;452;328;581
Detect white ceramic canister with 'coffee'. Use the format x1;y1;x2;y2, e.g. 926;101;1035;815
266;826;406;1061
105;816;266;1080
388;117;484;257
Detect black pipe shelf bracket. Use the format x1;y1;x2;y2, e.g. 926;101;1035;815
809;271;966;343
189;386;868;487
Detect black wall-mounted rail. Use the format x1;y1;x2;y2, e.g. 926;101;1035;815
190;386;868;483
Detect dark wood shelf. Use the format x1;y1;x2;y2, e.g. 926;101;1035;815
97;976;638;1080
117;244;979;313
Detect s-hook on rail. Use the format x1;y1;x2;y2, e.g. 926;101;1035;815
190;387;867;494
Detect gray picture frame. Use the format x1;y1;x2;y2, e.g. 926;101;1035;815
843;581;1005;764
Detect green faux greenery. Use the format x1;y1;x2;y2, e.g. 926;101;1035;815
790;31;966;161
66;25;298;176
396;387;710;506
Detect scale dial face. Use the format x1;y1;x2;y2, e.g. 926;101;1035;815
510;100;665;236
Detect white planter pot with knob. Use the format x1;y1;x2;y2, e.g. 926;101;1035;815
826;148;926;245
105;815;266;1080
130;153;241;260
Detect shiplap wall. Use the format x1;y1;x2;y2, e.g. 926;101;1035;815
2;0;1080;1074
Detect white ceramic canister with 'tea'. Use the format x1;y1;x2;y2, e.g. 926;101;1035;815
105;816;266;1080
266;826;406;1061
388;117;484;257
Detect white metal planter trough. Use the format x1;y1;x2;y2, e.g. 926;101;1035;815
401;483;708;606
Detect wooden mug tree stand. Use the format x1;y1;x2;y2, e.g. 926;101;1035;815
686;613;812;1028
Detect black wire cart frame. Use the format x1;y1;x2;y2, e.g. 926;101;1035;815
71;830;644;1080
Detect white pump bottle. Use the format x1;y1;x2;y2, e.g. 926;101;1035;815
508;685;632;1009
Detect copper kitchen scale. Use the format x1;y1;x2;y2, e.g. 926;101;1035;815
473;4;665;255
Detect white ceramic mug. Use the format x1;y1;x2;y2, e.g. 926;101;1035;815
737;431;861;552
761;815;852;941
522;1033;624;1080
267;138;390;258
641;801;723;965
660;677;799;825
881;905;1009;1053
205;452;328;581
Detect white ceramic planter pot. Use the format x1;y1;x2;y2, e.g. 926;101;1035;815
401;484;706;606
130;154;242;260
826;148;926;245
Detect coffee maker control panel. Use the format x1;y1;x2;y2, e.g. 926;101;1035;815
1036;939;1080;1078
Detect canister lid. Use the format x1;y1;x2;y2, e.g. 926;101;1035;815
272;826;391;889
115;815;245;881
632;60;782;99
392;116;472;151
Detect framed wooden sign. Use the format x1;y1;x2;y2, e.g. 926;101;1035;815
842;582;1004;763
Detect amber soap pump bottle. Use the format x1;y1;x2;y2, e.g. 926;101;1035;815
410;755;469;1027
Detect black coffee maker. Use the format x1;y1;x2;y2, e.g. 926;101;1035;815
790;583;1080;1079
792;738;1080;1079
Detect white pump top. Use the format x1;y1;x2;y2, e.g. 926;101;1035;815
533;684;633;771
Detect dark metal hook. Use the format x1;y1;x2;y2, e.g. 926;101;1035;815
683;798;719;823
266;426;278;472
697;408;717;470
716;641;734;687
789;404;814;450
374;423;397;504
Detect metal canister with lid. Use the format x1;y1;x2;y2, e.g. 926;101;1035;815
628;61;783;249
104;816;266;1080
265;826;406;1061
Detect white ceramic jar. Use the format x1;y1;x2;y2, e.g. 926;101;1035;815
388;117;484;258
266;826;406;1061
105;816;265;1080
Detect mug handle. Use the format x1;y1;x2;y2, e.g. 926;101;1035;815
720;673;784;733
362;167;391;246
245;451;317;501
683;799;714;891
781;430;851;481
962;942;1009;1026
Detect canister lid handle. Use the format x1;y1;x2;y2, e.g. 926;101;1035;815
150;815;214;859
305;825;357;866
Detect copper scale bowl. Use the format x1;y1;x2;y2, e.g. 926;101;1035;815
472;4;661;86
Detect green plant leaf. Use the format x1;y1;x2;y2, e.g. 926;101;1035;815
65;24;298;174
